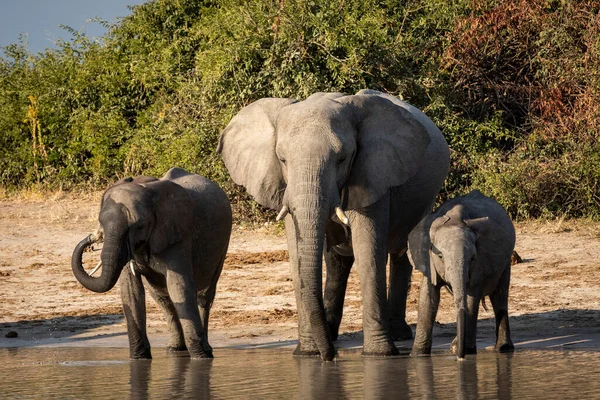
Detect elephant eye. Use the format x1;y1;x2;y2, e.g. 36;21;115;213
470;254;476;262
431;244;443;260
337;156;346;165
279;158;286;165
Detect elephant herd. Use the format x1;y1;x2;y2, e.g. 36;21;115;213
72;89;516;361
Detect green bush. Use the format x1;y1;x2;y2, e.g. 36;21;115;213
1;0;599;221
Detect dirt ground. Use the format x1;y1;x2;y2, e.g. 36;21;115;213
1;193;599;354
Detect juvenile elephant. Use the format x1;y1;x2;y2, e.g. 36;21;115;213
408;190;516;359
218;89;449;360
71;168;232;359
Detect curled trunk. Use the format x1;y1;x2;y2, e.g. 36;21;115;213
72;231;127;293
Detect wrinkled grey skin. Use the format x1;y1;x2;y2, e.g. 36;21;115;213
408;190;515;359
71;168;232;359
218;90;449;360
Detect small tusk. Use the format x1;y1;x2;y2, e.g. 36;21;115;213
276;206;289;221
335;206;349;225
129;260;136;276
89;261;102;277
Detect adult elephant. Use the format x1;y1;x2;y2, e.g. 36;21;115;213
218;90;449;360
71;168;232;359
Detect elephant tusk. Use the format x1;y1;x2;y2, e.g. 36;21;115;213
335;206;349;225
129;260;136;277
276;206;289;221
89;261;102;277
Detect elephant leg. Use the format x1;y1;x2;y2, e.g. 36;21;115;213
323;245;354;341
465;293;481;354
145;281;186;352
411;276;440;356
351;195;398;356
120;267;151;359
285;214;319;356
490;266;514;353
165;249;212;358
389;251;414;340
197;285;217;353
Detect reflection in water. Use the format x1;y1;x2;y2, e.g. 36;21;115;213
129;355;212;399
363;358;408;399
457;358;478;400
129;359;151;400
296;358;347;399
0;348;598;398
496;353;513;400
414;357;437;398
412;353;514;399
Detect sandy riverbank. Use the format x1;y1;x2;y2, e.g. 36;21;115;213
1;194;599;354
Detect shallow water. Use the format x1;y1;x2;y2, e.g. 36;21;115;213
0;347;599;399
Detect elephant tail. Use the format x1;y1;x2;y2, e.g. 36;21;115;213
481;296;489;312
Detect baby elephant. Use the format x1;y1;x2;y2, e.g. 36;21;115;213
408;190;515;359
72;168;232;359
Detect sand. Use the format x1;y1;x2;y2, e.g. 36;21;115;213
1;193;599;354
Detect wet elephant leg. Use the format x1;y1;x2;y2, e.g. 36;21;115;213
167;267;212;358
465;293;481;354
146;281;186;352
324;245;354;341
350;195;398;356
411;276;440;356
389;251;414;340
120;267;151;359
164;242;211;359
285;214;320;356
197;285;217;354
490;266;514;352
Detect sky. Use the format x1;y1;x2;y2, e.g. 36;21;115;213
0;0;146;54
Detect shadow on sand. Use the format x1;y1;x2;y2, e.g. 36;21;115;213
228;308;600;352
0;314;125;347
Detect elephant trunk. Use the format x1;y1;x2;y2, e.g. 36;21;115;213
72;228;128;293
293;194;335;361
449;262;468;360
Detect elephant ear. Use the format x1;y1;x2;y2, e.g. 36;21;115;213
464;217;515;266
408;214;439;286
145;181;194;255
218;98;298;210
338;91;432;210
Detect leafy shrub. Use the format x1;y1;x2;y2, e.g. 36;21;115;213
1;0;599;221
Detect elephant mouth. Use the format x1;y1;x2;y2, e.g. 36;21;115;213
277;204;350;226
77;230;104;277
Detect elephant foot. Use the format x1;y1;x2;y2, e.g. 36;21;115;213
410;344;431;357
293;343;336;361
187;338;214;359
495;341;515;353
293;343;321;357
391;320;413;341
130;349;152;360
362;341;399;357
166;344;188;353
190;351;214;359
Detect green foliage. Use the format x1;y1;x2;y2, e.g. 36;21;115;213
1;0;599;220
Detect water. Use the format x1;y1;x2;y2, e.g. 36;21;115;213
0;347;599;399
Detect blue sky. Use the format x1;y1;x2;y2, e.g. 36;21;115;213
0;0;146;54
